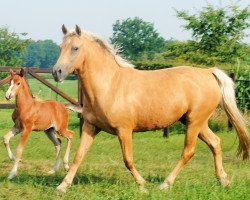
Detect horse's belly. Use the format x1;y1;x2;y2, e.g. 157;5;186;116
134;107;185;132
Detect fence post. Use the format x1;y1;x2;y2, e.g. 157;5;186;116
163;127;169;138
228;72;235;130
78;76;84;136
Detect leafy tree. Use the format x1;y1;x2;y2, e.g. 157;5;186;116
110;17;165;61
23;40;59;68
171;4;250;65
0;26;29;66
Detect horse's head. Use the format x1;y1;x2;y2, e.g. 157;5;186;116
53;25;84;82
5;69;26;101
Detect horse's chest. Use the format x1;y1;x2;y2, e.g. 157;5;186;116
84;111;116;133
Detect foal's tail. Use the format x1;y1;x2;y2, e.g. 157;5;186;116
65;104;83;113
212;68;249;160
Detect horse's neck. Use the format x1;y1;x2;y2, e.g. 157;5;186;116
16;82;34;110
79;47;120;105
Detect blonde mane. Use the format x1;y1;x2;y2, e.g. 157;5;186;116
64;30;134;68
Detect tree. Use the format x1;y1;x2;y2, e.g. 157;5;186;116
0;26;29;66
172;4;250;65
110;17;165;61
22;40;59;68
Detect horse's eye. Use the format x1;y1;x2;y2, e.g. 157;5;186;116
17;82;20;86
72;47;79;51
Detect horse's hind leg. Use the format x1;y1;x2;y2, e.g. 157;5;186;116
45;128;61;174
3;127;20;161
159;122;201;190
117;128;146;192
60;129;74;171
199;125;229;186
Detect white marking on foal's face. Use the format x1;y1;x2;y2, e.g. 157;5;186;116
5;80;15;100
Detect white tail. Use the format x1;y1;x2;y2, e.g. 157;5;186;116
65;104;83;113
213;68;249;160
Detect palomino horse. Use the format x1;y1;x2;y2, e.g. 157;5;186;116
4;69;75;179
52;25;249;193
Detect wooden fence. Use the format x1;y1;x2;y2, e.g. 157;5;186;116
0;67;84;134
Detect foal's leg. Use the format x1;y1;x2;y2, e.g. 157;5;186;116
8;125;32;180
60;130;74;171
199;125;229;186
56;122;97;193
3;127;20;161
159;123;200;190
117;128;146;192
45;128;62;174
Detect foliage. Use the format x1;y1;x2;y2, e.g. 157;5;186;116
0;26;30;79
169;4;250;65
133;60;173;70
110;17;166;61
233;64;250;111
22;40;59;68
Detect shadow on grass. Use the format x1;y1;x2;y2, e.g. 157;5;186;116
0;173;120;188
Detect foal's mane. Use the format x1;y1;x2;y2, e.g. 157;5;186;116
65;30;135;68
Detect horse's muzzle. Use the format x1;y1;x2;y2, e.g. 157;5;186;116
52;68;61;82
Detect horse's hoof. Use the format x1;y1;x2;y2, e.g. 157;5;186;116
159;182;170;190
56;185;67;194
220;178;230;187
139;186;148;194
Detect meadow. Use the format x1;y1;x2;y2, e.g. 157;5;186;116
0;77;249;200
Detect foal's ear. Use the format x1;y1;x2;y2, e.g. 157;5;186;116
10;69;15;77
75;24;81;36
20;68;26;77
62;24;68;35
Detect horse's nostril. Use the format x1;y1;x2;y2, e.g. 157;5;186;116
58;69;62;74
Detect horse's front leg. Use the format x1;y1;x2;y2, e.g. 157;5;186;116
3;127;20;161
117;128;146;192
56;122;97;193
8;125;32;180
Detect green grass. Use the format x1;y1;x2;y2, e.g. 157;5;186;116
0;108;249;200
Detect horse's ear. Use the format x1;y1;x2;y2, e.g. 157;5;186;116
75;24;81;36
62;24;68;35
20;68;26;77
10;69;15;77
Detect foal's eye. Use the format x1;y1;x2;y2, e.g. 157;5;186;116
17;82;20;86
72;47;79;51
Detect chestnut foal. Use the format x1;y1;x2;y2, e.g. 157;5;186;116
4;69;75;179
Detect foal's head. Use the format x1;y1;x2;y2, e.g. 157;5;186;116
5;69;26;101
53;25;84;82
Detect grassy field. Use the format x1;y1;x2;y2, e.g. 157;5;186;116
0;108;249;200
0;77;249;199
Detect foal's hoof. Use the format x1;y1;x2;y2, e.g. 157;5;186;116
64;165;70;172
48;169;56;174
7;173;16;180
9;155;16;161
159;182;170;190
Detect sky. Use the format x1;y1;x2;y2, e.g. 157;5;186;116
0;0;249;44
